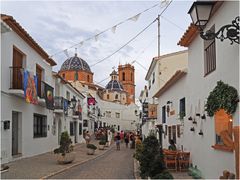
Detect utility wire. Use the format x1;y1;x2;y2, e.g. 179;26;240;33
161;15;185;31
90;19;157;67
50;2;162;58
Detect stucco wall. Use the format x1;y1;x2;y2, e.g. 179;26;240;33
183;2;238;178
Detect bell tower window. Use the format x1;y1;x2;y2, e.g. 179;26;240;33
122;72;125;81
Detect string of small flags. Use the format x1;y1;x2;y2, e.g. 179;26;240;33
51;0;171;58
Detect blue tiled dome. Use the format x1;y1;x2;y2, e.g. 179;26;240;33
60;54;91;72
105;80;124;91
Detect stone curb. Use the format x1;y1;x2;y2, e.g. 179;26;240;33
133;158;141;180
40;145;114;179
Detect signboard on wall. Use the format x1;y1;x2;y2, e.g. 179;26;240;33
148;104;157;119
87;97;96;105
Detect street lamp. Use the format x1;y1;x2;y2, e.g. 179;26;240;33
68;96;77;109
188;1;239;44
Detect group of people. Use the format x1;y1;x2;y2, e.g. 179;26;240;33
114;130;142;150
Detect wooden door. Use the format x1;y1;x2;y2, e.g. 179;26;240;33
12;48;23;89
36;65;42;97
12;112;18;155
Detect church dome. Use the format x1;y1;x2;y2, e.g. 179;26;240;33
60;54;91;72
105;80;124;91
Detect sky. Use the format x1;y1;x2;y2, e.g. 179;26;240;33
1;0;193;99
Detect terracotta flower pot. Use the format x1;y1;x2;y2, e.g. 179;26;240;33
87;149;95;155
99;145;105;150
56;152;76;164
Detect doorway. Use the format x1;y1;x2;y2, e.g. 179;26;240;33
74;122;77;143
12;111;21;156
58;118;62;145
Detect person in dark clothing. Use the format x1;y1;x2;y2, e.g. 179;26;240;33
168;139;177;151
115;132;121;150
124;133;129;148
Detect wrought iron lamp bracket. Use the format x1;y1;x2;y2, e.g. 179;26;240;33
199;16;239;44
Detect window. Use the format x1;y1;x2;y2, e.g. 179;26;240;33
34;114;47;138
106;111;111;118
66;91;70;101
103;122;106;127
162;106;166;123
87;75;90;82
115;94;118;99
12;47;24;89
168;126;172;143
116;112;120;118
177;125;181;138
204;25;216;76
179;97;186;117
172;125;176;143
146;90;148;97
79;123;82;135
74;71;78;81
107;94;109;99
118;125;120;131
70;122;74;136
152;72;155;84
214;109;233;149
83;120;88;127
122;72;125;81
131;73;133;81
62;73;65;79
148;80;151;90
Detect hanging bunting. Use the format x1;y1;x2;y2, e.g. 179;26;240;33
95;34;99;41
111;25;117;33
24;70;38;104
161;0;170;8
63;49;69;58
79;41;84;46
129;13;141;22
44;82;54;110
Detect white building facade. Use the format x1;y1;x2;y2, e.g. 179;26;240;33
1;15;58;163
176;1;238;178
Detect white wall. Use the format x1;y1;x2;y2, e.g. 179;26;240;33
1;29;57;163
183;2;238;178
157;75;187;149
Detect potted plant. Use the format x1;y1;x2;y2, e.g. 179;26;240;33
190;127;195;132
87;144;97;155
53;131;75;164
188;116;193;121
198;130;203;135
99;140;106;150
201;114;206;119
192;118;197;124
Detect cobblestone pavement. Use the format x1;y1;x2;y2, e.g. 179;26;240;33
51;145;135;179
1;137;113;179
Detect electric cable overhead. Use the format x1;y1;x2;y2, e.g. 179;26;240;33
49;1;169;58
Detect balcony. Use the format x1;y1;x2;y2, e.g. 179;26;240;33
54;96;64;113
9;67;24;97
73;110;80;119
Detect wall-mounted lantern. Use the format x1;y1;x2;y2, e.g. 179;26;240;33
188;1;239;44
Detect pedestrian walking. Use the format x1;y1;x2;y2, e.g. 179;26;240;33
85;131;91;145
107;129;112;146
120;130;124;143
115;132;121;150
124;133;129;148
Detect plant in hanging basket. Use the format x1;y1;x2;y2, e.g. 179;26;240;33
198;130;203;135
196;113;201;117
188;116;193;121
190;127;195;132
192;118;197;124
201;114;206;119
205;81;239;116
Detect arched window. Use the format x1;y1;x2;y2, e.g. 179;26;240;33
74;71;78;81
122;72;125;81
115;94;118;99
87;75;90;82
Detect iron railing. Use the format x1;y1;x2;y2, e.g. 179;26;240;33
9;67;24;90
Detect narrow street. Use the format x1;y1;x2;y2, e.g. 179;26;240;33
50;145;135;179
